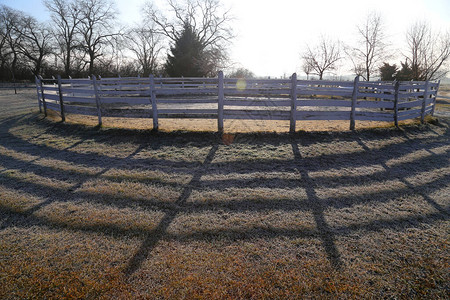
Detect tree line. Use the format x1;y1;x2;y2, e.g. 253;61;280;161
1;0;449;82
302;12;450;81
0;0;232;82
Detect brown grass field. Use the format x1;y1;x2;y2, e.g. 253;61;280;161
0;88;449;299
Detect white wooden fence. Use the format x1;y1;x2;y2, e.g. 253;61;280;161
35;72;440;132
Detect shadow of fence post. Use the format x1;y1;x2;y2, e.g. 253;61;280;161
291;140;343;269
124;144;219;276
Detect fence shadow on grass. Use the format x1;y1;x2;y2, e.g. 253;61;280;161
0;111;449;277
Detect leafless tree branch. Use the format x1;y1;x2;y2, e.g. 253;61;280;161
302;36;342;80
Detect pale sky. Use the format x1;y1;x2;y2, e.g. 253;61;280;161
1;0;450;78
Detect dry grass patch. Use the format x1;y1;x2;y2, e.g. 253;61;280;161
0;228;134;299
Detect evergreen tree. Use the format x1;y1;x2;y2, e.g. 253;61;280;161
164;24;210;77
395;60;414;81
379;62;397;81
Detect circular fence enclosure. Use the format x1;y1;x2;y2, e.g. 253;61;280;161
35;72;440;132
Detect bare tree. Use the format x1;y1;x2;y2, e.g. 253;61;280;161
226;67;254;78
302;61;312;80
0;5;24;87
0;6;12;73
345;11;389;81
406;21;450;80
44;0;82;77
302;36;342;80
125;22;163;76
145;0;234;74
77;0;119;75
16;16;54;75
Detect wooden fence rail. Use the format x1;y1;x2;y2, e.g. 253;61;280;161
35;72;440;132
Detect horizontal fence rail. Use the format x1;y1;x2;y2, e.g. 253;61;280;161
35;72;440;132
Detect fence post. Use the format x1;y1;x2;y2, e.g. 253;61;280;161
39;75;47;117
289;73;297;133
218;71;224;132
35;76;42;113
394;81;399;128
69;76;74;96
150;74;158;131
431;80;440;116
420;80;429;123
350;76;360;130
57;75;66;122
92;75;102;126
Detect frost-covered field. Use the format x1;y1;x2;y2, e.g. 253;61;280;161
0;89;449;298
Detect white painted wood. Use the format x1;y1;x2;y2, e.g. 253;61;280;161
357;92;395;100
223;88;291;96
224;110;290;120
158;109;219;114
397;112;421;121
45;102;61;111
41;86;59;92
398;100;423;109
64;105;98;116
394;81;399;127
297;89;353;97
98;97;152;104
398;91;424;97
350;76;359;130
297;99;352;107
155;77;217;82
35;77;42;113
224;99;291;106
290;73;297;132
431;80;440;116
158;113;217;119
425;98;434;105
57;75;66;122
356;100;394;109
359;83;395;89
224;78;290;85
92;75;102;126
62;96;95;103
355;112;394;121
398;108;422;117
159;98;218;104
150;75;158;130
399;83;426;90
428;82;440;88
43;94;60;101
297;111;351;120
38;76;48;117
61;79;92;84
102;108;153;118
36;75;441;130
99;86;149;92
61;87;95;95
98;90;150;96
99;79;149;85
297;80;354;87
218;71;224;132
156;88;217;95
